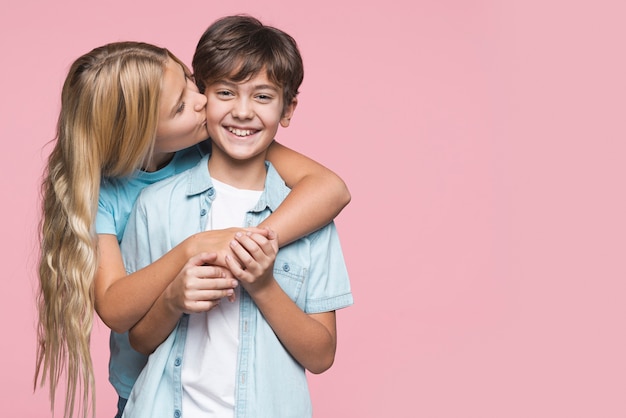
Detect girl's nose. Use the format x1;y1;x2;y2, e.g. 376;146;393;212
194;91;207;111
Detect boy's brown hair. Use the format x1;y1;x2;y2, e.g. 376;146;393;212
192;15;304;113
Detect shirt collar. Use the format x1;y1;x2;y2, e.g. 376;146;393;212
185;153;291;213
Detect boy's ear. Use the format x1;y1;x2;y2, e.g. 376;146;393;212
280;98;298;128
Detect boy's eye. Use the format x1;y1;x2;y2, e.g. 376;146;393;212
176;102;186;114
217;90;234;98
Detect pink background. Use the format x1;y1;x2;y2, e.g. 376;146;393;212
2;0;626;416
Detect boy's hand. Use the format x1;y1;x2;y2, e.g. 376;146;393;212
225;227;279;293
186;227;270;267
164;252;238;314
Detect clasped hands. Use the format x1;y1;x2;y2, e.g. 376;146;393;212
165;227;278;315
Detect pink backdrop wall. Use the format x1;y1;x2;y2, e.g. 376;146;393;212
2;0;626;416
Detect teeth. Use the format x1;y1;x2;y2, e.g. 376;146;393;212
228;127;254;137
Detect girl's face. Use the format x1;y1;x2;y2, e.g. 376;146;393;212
147;58;208;171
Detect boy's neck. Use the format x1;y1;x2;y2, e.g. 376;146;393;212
208;147;267;190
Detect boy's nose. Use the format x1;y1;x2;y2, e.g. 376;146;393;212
231;98;254;119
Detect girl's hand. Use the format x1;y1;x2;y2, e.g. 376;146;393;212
163;252;238;314
225;227;279;294
185;227;270;267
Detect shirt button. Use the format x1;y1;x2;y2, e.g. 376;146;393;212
200;209;207;216
208;188;215;196
282;263;290;272
174;410;181;418
174;357;182;367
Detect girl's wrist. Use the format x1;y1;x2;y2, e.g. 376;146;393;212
181;234;199;260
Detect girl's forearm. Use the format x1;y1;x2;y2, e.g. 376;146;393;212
264;141;351;245
96;229;241;333
95;242;190;333
128;292;181;355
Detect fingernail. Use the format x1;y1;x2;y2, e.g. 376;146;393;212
235;232;243;238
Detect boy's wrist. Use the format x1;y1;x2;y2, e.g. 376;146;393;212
246;276;278;304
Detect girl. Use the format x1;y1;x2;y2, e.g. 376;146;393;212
35;42;349;418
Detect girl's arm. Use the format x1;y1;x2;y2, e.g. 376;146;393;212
97;142;349;336
131;230;337;373
263;140;350;244
94;228;247;333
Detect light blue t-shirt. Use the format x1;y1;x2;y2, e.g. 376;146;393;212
120;154;353;418
96;143;207;399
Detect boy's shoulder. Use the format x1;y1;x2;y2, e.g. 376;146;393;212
137;155;207;204
262;161;291;199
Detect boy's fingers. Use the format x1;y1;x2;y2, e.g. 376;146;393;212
243;227;269;237
263;226;277;240
230;238;254;265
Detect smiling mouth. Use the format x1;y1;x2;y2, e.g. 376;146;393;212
227;126;257;137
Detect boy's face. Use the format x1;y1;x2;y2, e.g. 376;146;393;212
203;70;296;163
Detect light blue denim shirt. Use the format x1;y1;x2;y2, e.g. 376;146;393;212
120;154;353;418
96;143;207;399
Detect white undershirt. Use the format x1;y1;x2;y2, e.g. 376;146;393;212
181;178;262;417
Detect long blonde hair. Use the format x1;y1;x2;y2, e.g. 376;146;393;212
35;41;177;417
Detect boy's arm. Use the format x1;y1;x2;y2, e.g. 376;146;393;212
226;230;338;374
264;141;350;245
247;279;337;374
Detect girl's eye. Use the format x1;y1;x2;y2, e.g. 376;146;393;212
176;102;186;114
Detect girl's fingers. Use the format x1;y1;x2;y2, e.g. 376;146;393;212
190;288;235;302
193;277;238;291
193;265;234;279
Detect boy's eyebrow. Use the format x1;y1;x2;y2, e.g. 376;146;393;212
214;79;279;92
254;84;279;92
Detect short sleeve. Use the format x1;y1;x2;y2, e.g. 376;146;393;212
96;187;118;237
120;195;151;274
304;222;353;314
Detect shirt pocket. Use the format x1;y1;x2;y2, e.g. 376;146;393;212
273;257;306;308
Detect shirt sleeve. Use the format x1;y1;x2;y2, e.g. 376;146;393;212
120;195;152;275
96;186;118;236
304;222;353;314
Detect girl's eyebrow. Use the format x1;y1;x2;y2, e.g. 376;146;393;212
169;73;187;117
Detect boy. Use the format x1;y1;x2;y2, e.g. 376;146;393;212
120;15;353;418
